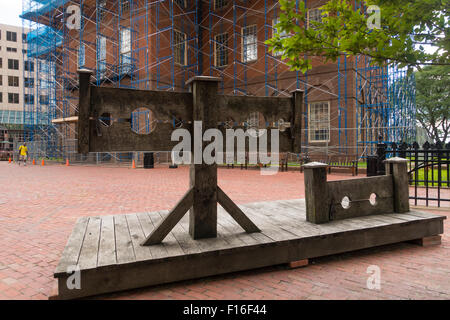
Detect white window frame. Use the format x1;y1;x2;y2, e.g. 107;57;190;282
120;28;132;73
214;0;227;10
307;7;324;29
97;35;107;77
272;17;289;57
242;25;257;63
308;101;330;143
121;0;130;13
173;29;187;66
98;0;106;21
214;33;228;67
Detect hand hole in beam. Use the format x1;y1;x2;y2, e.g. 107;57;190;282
369;193;378;206
246;111;266;138
131;107;157;135
341;196;351;209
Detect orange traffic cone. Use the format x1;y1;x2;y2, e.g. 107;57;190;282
132;159;136;169
66;159;70;166
8;157;11;163
32;159;36;165
41;159;45;166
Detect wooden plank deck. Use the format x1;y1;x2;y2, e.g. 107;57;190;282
53;199;445;299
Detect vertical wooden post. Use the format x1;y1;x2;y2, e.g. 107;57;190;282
77;69;93;155
291;89;304;153
303;162;329;224
187;76;221;239
385;157;410;213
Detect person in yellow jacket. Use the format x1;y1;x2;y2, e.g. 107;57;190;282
18;143;28;166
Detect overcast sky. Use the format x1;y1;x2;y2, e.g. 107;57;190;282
0;2;23;27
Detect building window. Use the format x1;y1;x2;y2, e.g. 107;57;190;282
6;31;17;42
0;75;2;86
24;78;34;88
272;17;289;56
78;43;85;68
0;58;2;68
22;33;27;43
8;59;19;70
39;61;50;74
242;25;257;62
214;0;227;10
8;76;19;87
24;61;34;72
120;28;132;73
98;0;106;21
6;47;17;52
307;8;324;29
25;94;34;104
40;95;49;105
39;79;49;89
308;101;330;142
214;33;228;67
0;93;2;103
121;0;130;13
174;0;186;8
8;93;19;104
97;36;107;77
173;30;186;65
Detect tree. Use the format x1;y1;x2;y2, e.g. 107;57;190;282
415;65;450;144
266;0;449;73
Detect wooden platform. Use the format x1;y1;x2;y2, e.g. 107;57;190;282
53;199;445;299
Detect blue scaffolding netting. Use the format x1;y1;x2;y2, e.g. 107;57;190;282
18;0;416;160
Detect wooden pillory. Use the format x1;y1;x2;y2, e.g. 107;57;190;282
303;157;409;224
76;70;304;245
51;71;445;299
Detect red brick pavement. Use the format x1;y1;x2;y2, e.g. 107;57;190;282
0;162;448;300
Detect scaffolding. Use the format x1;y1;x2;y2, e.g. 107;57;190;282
20;0;416;162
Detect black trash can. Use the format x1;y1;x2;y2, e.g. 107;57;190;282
143;152;154;169
367;156;378;177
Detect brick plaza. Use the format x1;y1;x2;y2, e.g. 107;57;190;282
0;162;448;300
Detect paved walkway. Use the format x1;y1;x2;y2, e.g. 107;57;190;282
0;162;448;299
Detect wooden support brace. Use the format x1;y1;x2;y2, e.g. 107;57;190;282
141;188;194;245
217;187;260;233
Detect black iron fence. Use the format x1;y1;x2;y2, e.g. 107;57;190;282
369;137;450;207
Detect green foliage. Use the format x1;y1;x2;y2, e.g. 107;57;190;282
266;0;449;72
415;65;450;144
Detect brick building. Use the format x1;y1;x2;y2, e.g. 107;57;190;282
21;0;416;159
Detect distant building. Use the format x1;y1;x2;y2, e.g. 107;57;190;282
0;23;38;140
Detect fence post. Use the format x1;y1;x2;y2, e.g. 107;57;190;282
303;162;329;224
385;157;410;213
376;135;386;175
